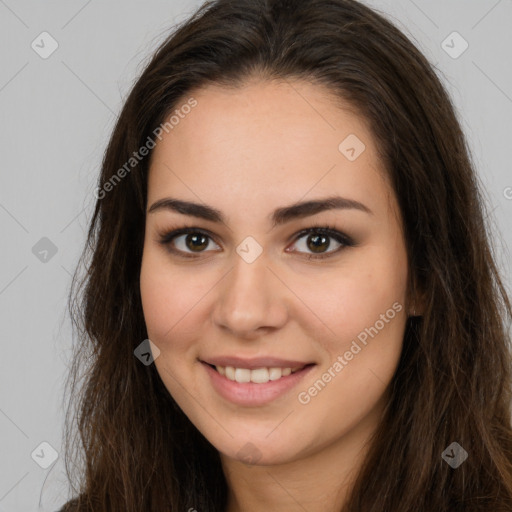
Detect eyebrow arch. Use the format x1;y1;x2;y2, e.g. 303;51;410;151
147;195;373;228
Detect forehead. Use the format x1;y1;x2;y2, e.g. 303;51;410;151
147;79;393;221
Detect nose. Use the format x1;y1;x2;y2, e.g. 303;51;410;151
211;251;289;339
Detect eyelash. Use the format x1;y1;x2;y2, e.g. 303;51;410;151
157;223;355;260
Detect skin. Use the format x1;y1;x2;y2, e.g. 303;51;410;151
139;78;418;512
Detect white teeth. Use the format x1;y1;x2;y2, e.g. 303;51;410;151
251;368;269;383
214;365;303;383
268;367;282;381
234;368;251;383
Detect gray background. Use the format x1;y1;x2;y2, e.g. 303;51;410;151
0;1;511;510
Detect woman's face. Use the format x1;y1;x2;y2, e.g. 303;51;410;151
140;79;410;466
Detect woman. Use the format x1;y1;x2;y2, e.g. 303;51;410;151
60;0;512;510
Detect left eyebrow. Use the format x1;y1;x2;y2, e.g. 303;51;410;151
147;195;373;228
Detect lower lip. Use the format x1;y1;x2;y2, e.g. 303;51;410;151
201;361;315;406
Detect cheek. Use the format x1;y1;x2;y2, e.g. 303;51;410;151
140;260;167;337
139;249;213;352
295;264;407;429
296;259;406;338
140;250;186;344
290;242;408;377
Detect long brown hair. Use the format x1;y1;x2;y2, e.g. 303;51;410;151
62;0;512;510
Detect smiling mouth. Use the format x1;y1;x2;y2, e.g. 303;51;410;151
204;362;315;384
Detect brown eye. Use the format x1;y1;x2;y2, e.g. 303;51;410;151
161;229;220;256
158;225;354;260
288;228;349;259
305;233;331;253
159;228;219;258
183;232;210;252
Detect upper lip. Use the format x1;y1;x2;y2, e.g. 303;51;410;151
201;356;314;370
